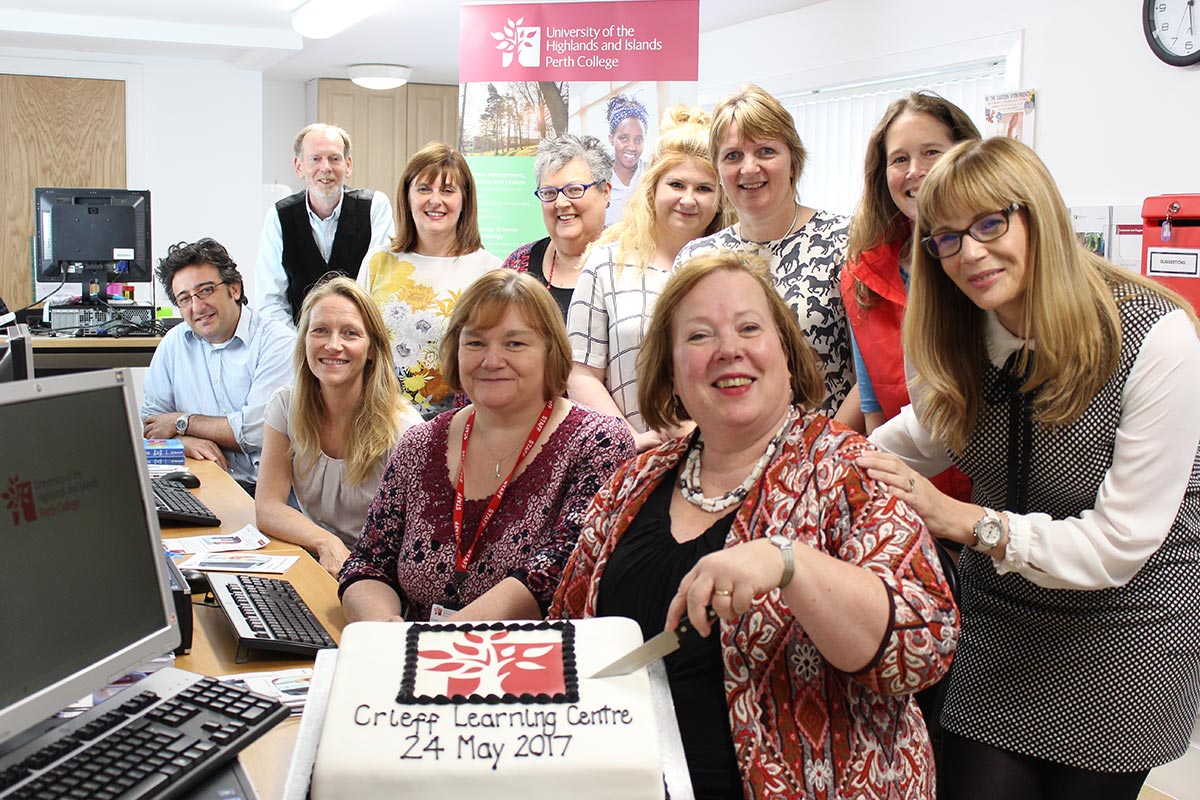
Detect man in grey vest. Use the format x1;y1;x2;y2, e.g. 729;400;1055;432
254;123;395;329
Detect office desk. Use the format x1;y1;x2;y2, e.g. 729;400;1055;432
162;460;345;799
32;335;162;374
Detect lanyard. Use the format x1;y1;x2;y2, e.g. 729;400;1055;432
452;399;555;583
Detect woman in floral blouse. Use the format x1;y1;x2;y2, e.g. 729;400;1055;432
357;142;501;418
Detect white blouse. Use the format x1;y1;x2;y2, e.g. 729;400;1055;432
871;308;1200;591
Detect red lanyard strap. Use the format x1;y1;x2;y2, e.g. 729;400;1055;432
452;399;555;582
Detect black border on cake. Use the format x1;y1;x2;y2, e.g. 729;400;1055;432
396;620;579;705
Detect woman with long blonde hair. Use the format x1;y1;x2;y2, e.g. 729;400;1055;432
257;275;420;576
567;106;732;451
859;136;1200;799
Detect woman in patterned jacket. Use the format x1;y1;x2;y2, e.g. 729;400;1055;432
551;250;958;800
859;136;1200;800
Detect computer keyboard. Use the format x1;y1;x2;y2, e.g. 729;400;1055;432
151;479;220;527
0;667;287;800
209;574;337;659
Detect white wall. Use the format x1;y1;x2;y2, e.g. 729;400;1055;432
1;47;264;307
262;78;306;191
698;0;1200;210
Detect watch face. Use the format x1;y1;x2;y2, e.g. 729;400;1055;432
176;416;188;433
1145;0;1200;66
977;518;1004;548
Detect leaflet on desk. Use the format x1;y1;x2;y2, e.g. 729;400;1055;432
162;525;270;556
177;552;299;574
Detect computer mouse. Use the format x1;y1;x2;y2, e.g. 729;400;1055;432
161;471;201;489
181;569;211;595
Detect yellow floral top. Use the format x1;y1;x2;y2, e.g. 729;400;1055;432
357;248;501;417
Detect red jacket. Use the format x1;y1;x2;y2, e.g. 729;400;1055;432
842;239;973;502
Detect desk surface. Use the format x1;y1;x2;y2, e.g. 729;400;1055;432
32;335;163;350
162;459;345;799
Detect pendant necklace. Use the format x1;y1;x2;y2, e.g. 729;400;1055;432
745;201;801;252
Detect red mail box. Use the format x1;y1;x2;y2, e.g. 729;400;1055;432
1142;194;1200;311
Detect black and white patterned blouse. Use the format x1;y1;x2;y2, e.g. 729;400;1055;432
675;211;852;415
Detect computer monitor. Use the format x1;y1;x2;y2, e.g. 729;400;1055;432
34;188;153;306
0;324;35;383
0;369;179;748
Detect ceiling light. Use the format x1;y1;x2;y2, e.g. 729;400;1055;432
291;0;395;40
348;64;412;90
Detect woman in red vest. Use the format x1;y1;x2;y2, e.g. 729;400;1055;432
842;92;978;502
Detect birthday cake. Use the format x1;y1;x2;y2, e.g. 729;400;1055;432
310;617;665;800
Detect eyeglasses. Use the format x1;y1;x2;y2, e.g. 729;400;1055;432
921;203;1022;259
175;281;229;308
533;181;598;203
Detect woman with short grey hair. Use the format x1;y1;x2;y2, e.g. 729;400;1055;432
503;134;612;319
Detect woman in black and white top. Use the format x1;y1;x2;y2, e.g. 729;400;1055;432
857;136;1200;800
675;84;853;417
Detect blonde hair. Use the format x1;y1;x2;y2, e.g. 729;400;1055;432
291;275;413;485
392;142;483;257
588;106;733;273
638;250;824;431
439;270;573;401
907;137;1199;452
709;85;806;188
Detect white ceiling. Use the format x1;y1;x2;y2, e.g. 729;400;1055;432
0;0;826;85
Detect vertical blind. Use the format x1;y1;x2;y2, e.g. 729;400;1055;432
784;62;1009;216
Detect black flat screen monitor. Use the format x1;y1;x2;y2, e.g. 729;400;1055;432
0;324;35;382
0;369;178;748
34;188;152;306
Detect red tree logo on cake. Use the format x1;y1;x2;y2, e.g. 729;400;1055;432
2;475;36;525
418;630;564;698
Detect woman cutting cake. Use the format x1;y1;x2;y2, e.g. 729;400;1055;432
552;251;958;799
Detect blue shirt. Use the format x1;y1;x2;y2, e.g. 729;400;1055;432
141;304;295;485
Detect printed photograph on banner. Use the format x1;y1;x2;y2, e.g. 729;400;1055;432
460;81;570;156
461;81;571;257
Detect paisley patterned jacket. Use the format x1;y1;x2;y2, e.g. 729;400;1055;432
551;410;959;799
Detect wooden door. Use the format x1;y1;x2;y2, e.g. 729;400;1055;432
0;75;126;307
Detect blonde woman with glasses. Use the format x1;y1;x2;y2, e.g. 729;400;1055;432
858;137;1200;800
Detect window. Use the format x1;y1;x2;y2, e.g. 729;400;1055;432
783;61;1008;216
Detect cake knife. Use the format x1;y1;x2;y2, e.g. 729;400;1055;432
590;608;718;679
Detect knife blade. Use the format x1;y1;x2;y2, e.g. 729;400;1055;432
590;608;718;679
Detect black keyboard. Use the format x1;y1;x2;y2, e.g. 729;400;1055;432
151;479;220;527
0;668;287;800
209;574;337;658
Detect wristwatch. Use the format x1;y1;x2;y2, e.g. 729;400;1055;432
768;535;795;588
972;508;1005;552
175;414;190;436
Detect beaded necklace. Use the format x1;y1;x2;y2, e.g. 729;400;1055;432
678;407;798;513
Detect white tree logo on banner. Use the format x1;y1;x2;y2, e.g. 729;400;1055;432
491;17;541;67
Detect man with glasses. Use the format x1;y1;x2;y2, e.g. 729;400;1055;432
254;123;395;329
142;238;294;495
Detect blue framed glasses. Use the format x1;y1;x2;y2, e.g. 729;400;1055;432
921;203;1022;259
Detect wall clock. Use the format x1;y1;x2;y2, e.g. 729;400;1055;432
1144;0;1200;66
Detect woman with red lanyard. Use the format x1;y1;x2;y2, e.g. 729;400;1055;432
842;92;978;503
339;270;635;622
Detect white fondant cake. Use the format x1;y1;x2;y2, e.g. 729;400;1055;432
310;617;665;800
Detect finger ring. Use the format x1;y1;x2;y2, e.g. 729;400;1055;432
907;477;916;493
713;589;732;597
